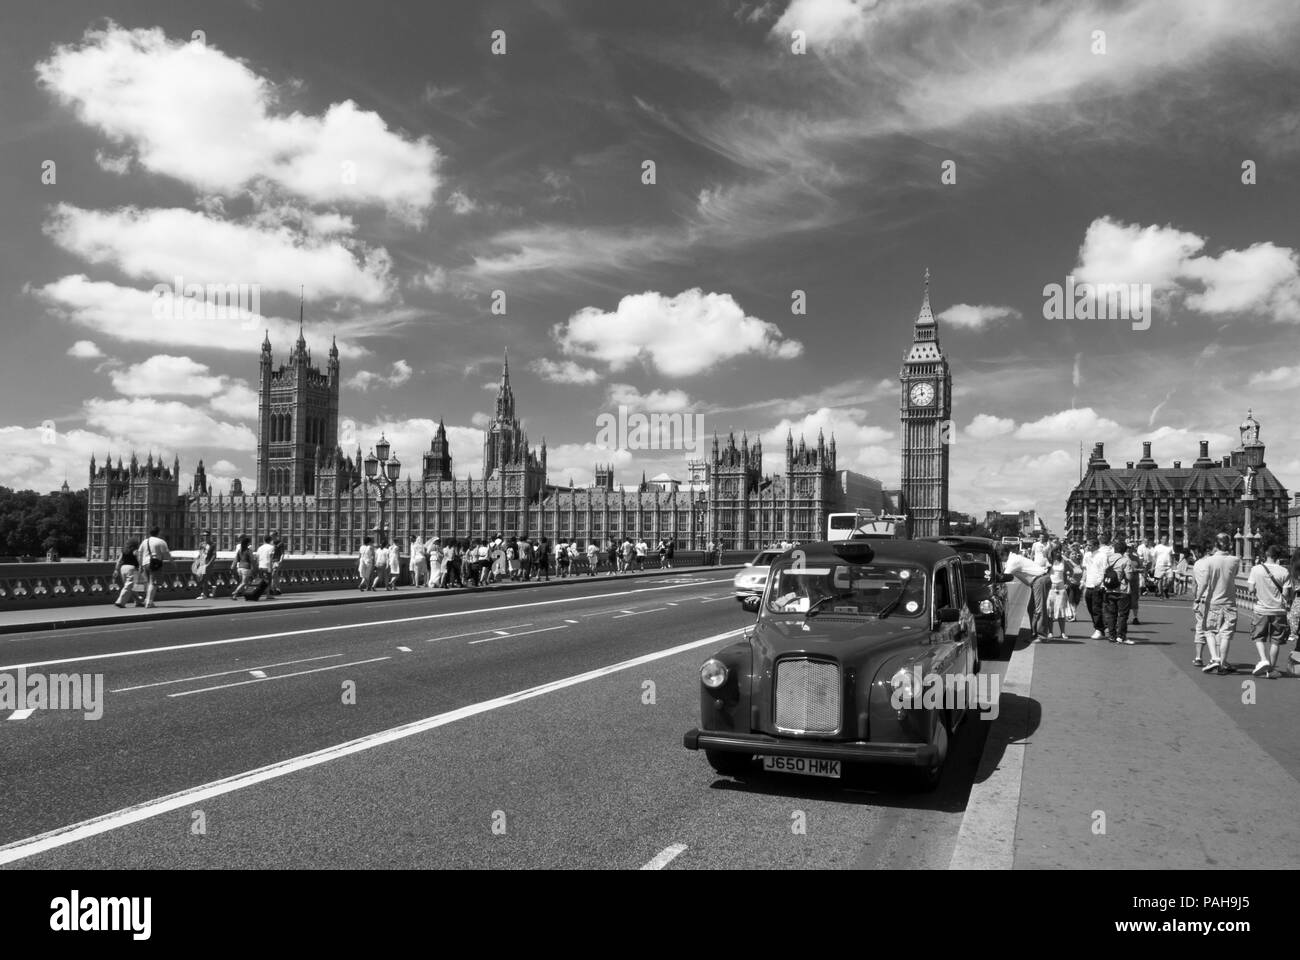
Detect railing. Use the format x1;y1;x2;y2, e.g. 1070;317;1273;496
0;551;748;610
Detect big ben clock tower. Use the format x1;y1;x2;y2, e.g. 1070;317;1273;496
899;268;951;537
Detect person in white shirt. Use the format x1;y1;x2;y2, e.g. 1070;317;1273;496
372;542;389;590
1030;533;1049;568
1247;545;1293;679
139;526;172;608
1190;544;1214;666
410;536;428;588
253;535;276;598
585;541;599;576
1199;533;1240;674
385;540;401;590
1004;548;1051;642
357;537;376;590
1081;535;1112;639
635;538;648;571
1152;535;1174;599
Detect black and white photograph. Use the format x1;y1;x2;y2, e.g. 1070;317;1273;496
0;0;1295;928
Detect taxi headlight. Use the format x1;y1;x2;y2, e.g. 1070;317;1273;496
890;666;917;699
979;600;994;614
700;659;729;689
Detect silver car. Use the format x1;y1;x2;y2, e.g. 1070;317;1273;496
733;549;783;610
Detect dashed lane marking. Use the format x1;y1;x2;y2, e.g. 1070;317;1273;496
0;580;732;672
426;625;533;643
397;646;412;653
0;626;745;866
468;625;569;646
110;655;343;693
640;843;688;870
613;607;668;619
248;670;267;678
167;657;391;698
7;709;36;721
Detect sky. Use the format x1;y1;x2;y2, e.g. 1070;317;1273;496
2;0;1299;531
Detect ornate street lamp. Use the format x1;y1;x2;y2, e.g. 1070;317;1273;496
364;433;401;541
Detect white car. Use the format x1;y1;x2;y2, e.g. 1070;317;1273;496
733;549;783;609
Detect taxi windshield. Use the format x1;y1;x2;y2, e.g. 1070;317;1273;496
764;560;928;618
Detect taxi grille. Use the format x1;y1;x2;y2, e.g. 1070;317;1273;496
774;658;841;734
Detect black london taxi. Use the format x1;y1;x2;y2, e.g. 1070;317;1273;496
683;538;981;789
919;535;1012;656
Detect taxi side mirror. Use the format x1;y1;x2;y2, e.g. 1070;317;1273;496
936;606;961;623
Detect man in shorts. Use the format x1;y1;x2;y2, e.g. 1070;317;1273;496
1200;532;1240;675
1247;544;1293;679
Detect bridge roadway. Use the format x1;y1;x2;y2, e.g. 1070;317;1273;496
0;573;1026;869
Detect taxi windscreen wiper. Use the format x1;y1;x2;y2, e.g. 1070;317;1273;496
804;595;837;619
876;593;905;619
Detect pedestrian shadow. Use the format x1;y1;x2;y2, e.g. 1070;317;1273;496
970;692;1041;787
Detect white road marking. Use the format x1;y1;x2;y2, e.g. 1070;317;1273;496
426;624;533;643
640;843;688;870
167;657;391;698
564;619;579;624
0;626;745;866
8;709;36;721
613;607;668;619
468;625;568;645
397;646;412;653
110;655;343;693
493;630;511;636
666;603;678;606
0;579;733;672
248;670;268;679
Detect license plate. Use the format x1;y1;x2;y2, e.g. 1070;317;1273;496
761;756;841;778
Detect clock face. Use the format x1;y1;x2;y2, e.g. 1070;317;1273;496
909;382;936;407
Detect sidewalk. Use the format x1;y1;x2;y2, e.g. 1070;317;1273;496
954;594;1300;869
0;564;740;636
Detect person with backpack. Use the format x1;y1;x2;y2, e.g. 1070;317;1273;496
1247;544;1293;679
112;538;146;608
139;526;171;608
1100;537;1134;643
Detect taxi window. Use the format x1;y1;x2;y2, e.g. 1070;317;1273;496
765;560;927;618
934;566;952;610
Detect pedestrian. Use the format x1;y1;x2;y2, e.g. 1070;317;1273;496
508;537;521;581
1174;549;1191;596
585;539;598;576
1247;544;1293;679
430;537;444;588
1199;532;1240;674
537;538;551;581
139;525;171;608
706;539;716;567
1101;537;1133;644
1004;545;1051;642
269;530;286;596
1046;545;1078;640
230;535;254;599
1126;542;1143;625
1287;554;1300;673
386;539;402;590
519;537;533;581
193;530;218;598
635;538;648;571
1081;530;1112;634
410;535;428;588
657;539;668;568
1031;531;1049;568
1152;534;1174;600
112;538;146;608
358;536;376;590
254;534;276;599
664;538;674;569
557;539;571;578
1190;541;1213;666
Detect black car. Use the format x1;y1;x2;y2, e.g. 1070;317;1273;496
684;538;982;789
920;536;1010;655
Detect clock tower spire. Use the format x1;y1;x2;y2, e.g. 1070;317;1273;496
899;267;952;537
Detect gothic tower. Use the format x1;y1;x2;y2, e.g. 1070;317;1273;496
899;268;952;537
423;418;454;480
482;349;526;480
255;297;340;495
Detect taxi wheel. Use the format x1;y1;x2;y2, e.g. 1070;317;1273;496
705;750;753;778
910;716;948;791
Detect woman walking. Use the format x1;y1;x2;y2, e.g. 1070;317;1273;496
358;536;376;591
113;539;146;608
1046;545;1078;640
230;535;254;599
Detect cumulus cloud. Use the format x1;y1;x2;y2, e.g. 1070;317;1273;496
604;383;696;414
760;406;893;476
110;355;225;397
34;274;380;358
966;414;1016;440
1014;408;1120;442
67;340;103;359
347;359;412;391
1248;366;1298;389
938;303;1021;330
83;397;257;450
1073;217;1300;324
531;358;600;385
37;24;439;222
553;288;803;377
45;204;395;303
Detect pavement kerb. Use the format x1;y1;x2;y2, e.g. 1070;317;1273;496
0;565;744;637
949;635;1037;870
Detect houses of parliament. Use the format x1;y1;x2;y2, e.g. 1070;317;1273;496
85;324;889;560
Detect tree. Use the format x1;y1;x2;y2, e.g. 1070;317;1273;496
0;487;87;558
1184;504;1288;556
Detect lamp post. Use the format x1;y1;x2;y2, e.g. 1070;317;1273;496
363;433;402;544
1240;467;1256;564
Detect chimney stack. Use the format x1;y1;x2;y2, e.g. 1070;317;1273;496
1199;440;1210;459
